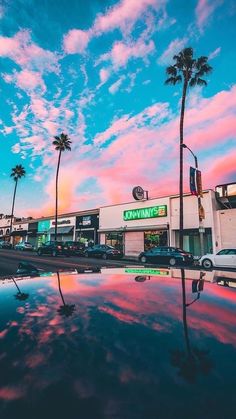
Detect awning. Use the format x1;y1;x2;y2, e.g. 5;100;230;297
48;226;73;235
10;230;28;237
98;224;169;233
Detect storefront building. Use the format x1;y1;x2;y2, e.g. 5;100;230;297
48;217;75;242
27;221;38;247
0;215;12;241
75;210;99;246
99;190;218;257
36;219;51;248
11;222;29;244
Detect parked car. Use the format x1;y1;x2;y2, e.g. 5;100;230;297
138;246;194;266
64;241;85;255
199;248;236;269
84;244;123;260
14;241;34;251
0;240;12;249
37;241;70;257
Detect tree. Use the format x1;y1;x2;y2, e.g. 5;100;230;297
12;277;29;301
52;133;72;241
170;269;213;383
165;47;212;249
57;272;75;317
10;165;26;237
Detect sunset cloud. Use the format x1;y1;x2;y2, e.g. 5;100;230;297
63;29;90;54
195;0;223;31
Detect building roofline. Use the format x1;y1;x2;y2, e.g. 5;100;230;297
99;189;214;209
26;208;99;224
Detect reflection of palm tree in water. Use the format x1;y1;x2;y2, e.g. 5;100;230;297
170;269;213;382
57;272;76;317
12;277;29;301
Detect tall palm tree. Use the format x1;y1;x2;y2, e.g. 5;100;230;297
165;47;212;249
52;133;72;241
10;165;26;237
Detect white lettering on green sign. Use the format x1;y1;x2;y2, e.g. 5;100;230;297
123;205;167;221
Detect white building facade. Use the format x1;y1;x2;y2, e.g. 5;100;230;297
99;190;222;257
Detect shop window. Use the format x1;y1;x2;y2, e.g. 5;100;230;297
144;231;167;251
105;233;123;251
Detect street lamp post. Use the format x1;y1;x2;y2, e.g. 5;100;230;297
182;144;205;257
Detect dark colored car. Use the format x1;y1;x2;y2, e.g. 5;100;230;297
37;241;70;257
84;244;123;260
138;246;194;266
0;268;235;419
0;240;12;249
64;240;85;255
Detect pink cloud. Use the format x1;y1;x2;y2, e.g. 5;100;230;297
16;69;46;92
93;0;164;34
109;39;155;69
209;46;221;60
109;76;125;94
0;386;25;401
158;37;188;65
195;0;223;30
24;84;236;216
63;29;90;54
0;30;58;73
99;68;111;84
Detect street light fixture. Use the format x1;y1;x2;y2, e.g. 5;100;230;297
182;143;205;256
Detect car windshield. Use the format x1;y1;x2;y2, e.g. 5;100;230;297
0;268;235;419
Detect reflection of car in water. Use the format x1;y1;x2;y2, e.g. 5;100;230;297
199;248;236;269
139;246;194;266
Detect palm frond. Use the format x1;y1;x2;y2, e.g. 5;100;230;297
52;133;72;152
10;165;26;180
166;65;177;77
165;75;182;85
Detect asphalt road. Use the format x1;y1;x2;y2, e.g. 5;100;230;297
0;249;139;275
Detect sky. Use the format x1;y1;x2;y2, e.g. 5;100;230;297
0;0;235;218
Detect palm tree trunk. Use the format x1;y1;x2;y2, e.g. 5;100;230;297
57;272;66;306
181;269;191;356
12;277;21;294
10;179;18;241
179;79;188;249
55;151;61;242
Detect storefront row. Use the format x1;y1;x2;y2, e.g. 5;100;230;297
8;190;235;257
98;191;218;257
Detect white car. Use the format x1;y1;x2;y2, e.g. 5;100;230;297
199;249;236;269
14;241;34;251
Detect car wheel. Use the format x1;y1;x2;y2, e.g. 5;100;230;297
202;258;213;269
140;255;147;263
85;251;89;258
52;250;57;257
169;257;176;266
102;253;107;260
37;249;42;256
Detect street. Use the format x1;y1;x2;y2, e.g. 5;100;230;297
0;249;140;275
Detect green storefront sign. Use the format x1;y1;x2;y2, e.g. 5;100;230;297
123;205;167;221
38;220;50;232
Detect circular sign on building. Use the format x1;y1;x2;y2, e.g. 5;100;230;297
132;186;145;200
